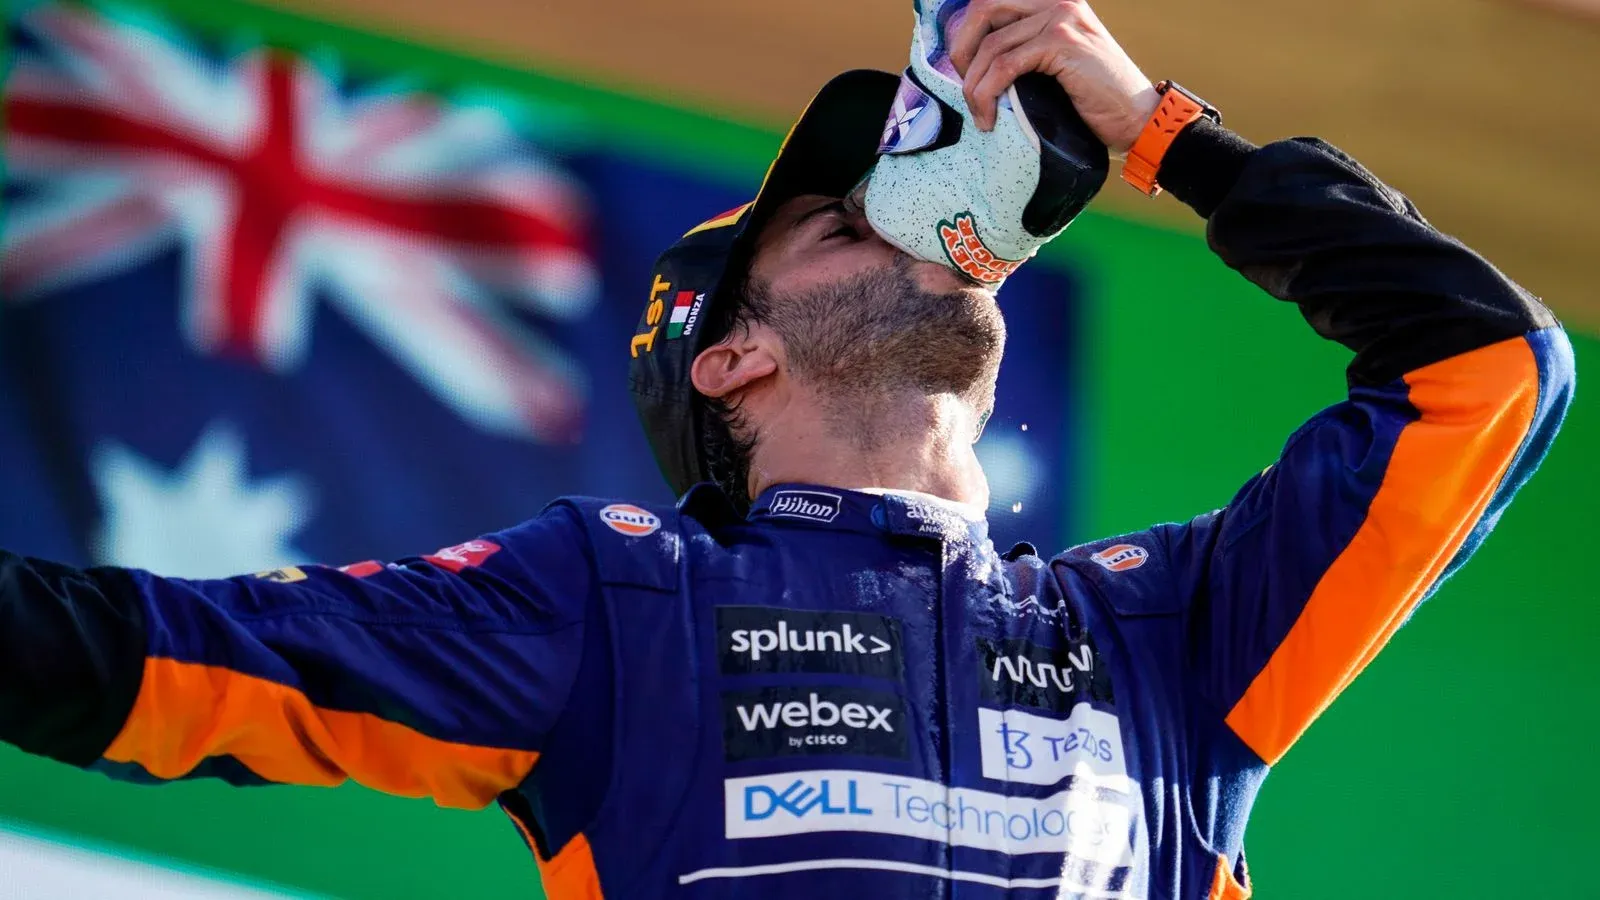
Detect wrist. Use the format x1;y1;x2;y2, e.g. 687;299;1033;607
1111;85;1164;158
1119;81;1221;197
1155;118;1258;219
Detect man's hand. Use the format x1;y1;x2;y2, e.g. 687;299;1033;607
949;0;1160;154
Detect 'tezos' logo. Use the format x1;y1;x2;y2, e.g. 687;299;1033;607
717;607;903;678
722;686;909;761
937;212;1024;285
425;539;502;572
978;636;1113;712
599;503;661;537
977;705;1129;788
768;490;842;523
1090;544;1148;573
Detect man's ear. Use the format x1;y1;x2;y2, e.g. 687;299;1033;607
690;328;779;400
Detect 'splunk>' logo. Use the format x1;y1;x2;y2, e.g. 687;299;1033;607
716;607;904;678
728;620;892;660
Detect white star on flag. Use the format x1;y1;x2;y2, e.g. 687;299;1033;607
90;422;313;579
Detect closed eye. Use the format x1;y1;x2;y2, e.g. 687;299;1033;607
797;199;858;244
823;222;857;241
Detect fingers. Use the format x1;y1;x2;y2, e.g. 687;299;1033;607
960;9;1055;130
949;0;1035;77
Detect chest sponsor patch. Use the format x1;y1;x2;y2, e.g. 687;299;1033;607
724;769;1135;866
977;636;1114;712
721;686;909;762
978;705;1128;787
717;607;903;679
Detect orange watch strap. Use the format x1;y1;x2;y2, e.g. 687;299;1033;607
1122;82;1209;197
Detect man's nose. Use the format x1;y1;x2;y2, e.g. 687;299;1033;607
846;203;899;253
840;184;887;244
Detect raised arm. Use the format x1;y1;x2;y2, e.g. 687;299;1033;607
1157;121;1574;766
0;504;595;809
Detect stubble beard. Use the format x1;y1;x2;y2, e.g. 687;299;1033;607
750;256;1006;449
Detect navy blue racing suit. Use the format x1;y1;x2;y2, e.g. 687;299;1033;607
0;123;1574;898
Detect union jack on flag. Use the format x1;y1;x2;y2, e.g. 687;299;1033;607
3;2;597;442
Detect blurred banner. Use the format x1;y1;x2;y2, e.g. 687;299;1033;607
0;0;1081;585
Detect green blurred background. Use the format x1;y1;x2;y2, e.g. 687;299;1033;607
1;0;1595;897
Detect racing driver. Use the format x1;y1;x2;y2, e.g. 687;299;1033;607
0;0;1575;897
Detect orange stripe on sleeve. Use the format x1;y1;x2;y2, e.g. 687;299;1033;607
104;657;538;809
1207;853;1251;900
536;833;605;900
1224;336;1542;765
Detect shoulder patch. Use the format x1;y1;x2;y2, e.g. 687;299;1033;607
1090;543;1148;573
600;503;661;537
254;566;307;583
425;539;502;572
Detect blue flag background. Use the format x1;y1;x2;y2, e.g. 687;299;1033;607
0;0;1082;580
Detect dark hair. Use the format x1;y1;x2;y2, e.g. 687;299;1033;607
694;271;768;509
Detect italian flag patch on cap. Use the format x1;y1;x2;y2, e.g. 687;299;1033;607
667;290;704;339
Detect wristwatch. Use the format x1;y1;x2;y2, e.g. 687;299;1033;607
1121;81;1221;197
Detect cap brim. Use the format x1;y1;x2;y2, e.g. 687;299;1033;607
727;69;902;274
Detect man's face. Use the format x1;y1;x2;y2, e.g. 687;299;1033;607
739;194;1006;413
750;194;977;298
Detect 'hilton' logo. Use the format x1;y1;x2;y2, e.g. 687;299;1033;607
769;491;843;523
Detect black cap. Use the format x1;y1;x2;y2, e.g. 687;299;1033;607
627;69;901;498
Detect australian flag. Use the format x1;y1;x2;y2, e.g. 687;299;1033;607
0;0;1079;578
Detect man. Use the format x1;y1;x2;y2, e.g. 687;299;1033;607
0;0;1574;897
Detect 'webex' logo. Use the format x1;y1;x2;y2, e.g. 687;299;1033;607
767;490;842;523
721;686;908;761
717;607;902;678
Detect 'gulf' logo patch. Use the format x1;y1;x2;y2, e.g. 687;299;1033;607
601;503;661;537
1090;543;1148;573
